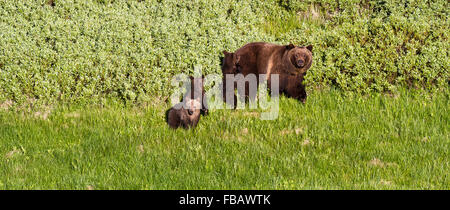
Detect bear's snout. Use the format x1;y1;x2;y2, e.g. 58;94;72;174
297;59;305;68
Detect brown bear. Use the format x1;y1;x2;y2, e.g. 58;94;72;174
221;51;240;107
167;100;202;129
166;76;207;129
270;73;307;103
222;42;313;105
234;42;313;77
221;51;241;75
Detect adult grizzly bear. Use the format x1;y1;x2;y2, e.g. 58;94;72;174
222;42;313;105
235;42;313;77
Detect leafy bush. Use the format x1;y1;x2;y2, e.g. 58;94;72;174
275;0;449;93
0;0;448;105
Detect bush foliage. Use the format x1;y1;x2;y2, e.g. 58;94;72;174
0;0;448;105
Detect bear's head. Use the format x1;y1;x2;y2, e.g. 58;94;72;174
183;97;202;117
286;44;313;75
221;51;241;74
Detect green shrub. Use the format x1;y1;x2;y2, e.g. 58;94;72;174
274;0;449;93
0;0;448;105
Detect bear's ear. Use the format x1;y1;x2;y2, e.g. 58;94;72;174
286;44;295;50
306;45;313;52
222;50;230;56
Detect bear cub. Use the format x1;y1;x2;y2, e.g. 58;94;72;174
167;76;207;129
167;99;202;129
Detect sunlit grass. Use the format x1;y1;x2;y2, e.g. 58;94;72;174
0;89;448;189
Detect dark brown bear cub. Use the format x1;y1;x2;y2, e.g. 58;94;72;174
167;100;201;129
167;76;207;129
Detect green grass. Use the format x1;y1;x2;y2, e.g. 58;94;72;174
0;89;448;189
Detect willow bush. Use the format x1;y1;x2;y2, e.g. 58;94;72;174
0;0;448;105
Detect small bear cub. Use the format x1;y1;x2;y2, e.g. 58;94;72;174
167;76;207;129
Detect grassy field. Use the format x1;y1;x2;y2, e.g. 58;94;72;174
1;88;448;189
0;1;448;190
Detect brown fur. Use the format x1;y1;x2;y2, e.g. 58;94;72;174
271;73;307;103
221;51;241;74
234;42;313;77
167;102;201;129
222;42;313;104
187;76;208;116
166;76;207;129
221;51;240;107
